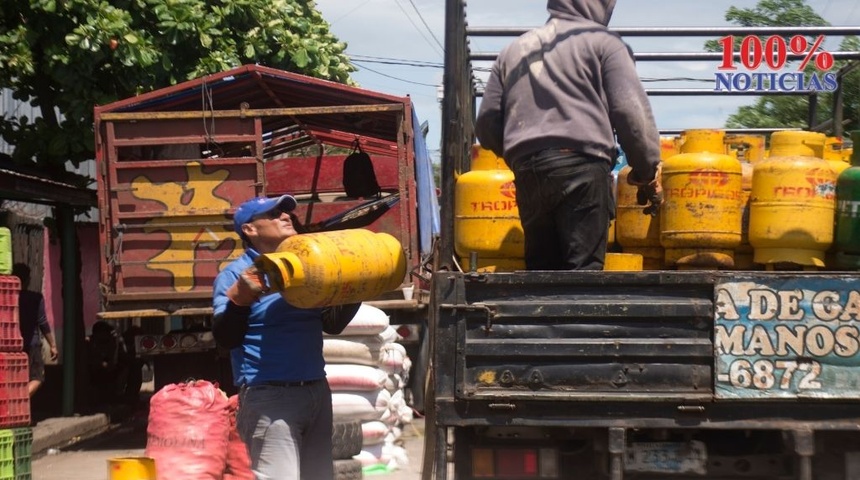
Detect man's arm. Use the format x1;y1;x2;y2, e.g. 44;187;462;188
602;42;661;184
36;296;58;360
321;303;362;335
475;62;506;158
212;304;251;350
212;269;254;350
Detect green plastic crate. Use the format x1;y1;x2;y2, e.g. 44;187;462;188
0;429;13;480
11;428;30;480
0;229;10;276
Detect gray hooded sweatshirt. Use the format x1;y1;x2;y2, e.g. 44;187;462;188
475;0;660;183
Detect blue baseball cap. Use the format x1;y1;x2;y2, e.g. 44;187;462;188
233;195;298;235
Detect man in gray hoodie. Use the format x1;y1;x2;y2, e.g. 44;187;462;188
476;0;662;270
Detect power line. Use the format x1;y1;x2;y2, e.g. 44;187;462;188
403;0;445;54
328;0;373;25
350;54;442;68
353;61;440;87
391;0;444;58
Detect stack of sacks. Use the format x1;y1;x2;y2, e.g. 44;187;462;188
324;303;413;471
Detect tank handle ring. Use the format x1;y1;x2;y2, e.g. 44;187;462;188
255;251;306;291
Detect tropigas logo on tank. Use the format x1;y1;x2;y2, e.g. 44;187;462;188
668;169;740;200
468;182;518;213
806;167;836;200
499;181;516;199
772;167;836;200
689;170;730;187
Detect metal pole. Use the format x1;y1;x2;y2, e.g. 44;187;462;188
58;205;78;416
831;61;860;138
807;93;818;131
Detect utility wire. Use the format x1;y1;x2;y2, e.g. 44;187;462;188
353;61;440;87
392;0;444;58
350;56;443;68
403;0;445;54
328;0;373;25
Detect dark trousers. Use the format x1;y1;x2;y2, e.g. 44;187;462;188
512;149;614;270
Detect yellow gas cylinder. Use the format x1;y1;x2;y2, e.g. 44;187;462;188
769;130;826;158
726;134;764;269
615;166;663;269
726;134;766;163
661;130;743;268
255;229;407;308
824;137;851;177
749;156;837;267
454;145;524;272
678;129;728;155
660;136;680;160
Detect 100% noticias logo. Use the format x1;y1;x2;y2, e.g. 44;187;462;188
714;35;837;92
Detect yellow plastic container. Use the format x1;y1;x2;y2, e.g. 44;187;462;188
604;253;644;271
615;166;663;269
256;229;407;308
749;156;837;267
454;145;525;271
108;457;156;480
769;130;825;158
661;146;743;268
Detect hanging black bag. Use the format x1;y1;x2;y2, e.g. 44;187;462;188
342;139;381;199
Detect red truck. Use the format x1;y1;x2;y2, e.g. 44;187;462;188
93;64;438;402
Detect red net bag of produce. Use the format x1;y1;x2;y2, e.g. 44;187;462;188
223;394;254;480
145;380;230;480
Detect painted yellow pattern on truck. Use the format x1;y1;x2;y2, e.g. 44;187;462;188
131;162;243;292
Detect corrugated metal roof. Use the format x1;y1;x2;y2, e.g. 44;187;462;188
95;64;410;154
0;89;42;155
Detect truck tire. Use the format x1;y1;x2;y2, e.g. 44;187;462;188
333;459;363;480
332;420;362;460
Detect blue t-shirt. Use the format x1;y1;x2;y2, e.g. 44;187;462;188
213;249;326;386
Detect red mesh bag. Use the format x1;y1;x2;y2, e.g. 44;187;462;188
223;394;254;480
145;380;230;479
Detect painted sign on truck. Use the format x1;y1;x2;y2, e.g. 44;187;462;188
715;276;860;399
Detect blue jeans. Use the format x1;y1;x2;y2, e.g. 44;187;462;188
512;149;614;270
236;380;333;480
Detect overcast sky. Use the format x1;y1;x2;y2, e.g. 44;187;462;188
314;0;860;159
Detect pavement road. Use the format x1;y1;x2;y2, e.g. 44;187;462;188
33;415;428;480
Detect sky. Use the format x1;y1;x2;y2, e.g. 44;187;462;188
314;0;860;160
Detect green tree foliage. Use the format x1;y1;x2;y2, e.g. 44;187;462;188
0;0;355;183
704;0;859;134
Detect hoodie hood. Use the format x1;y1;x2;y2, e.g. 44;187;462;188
547;0;616;26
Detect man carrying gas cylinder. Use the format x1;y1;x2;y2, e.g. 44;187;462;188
475;0;663;270
212;194;360;480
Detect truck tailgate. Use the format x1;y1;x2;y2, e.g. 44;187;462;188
434;271;716;402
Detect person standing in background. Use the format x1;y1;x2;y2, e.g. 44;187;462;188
13;263;59;397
